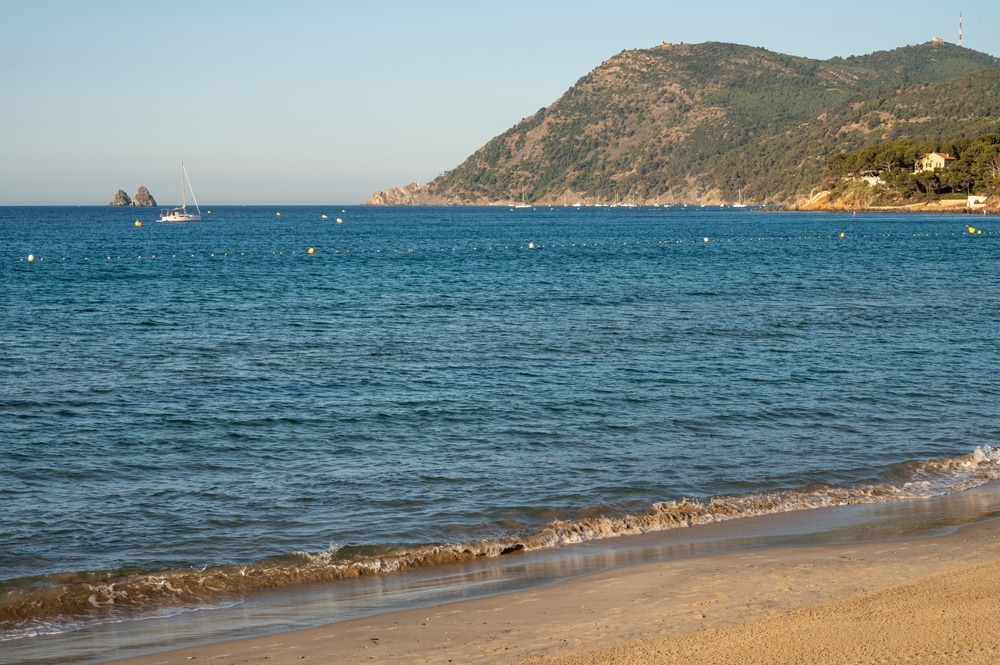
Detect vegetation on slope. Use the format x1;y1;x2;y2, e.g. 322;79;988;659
820;133;1000;207
371;40;1000;206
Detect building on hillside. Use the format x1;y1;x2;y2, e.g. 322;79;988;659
968;195;988;209
914;152;957;172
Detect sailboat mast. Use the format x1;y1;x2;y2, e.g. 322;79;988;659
180;159;187;209
182;160;201;214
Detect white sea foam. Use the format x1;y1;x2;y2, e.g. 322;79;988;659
3;447;1000;643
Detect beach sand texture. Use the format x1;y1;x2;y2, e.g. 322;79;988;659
110;517;1000;665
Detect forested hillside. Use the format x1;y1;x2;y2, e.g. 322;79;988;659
368;40;1000;206
818;133;1000;208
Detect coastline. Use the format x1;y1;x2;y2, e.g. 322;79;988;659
797;194;998;215
100;488;1000;665
357;199;1000;215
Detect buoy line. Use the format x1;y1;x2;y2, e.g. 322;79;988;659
13;228;992;266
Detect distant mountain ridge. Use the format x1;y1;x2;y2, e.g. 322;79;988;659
368;40;1000;207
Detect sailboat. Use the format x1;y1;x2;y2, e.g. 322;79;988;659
514;184;531;208
732;187;748;208
158;159;201;222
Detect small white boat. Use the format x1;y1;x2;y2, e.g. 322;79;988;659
732;187;748;208
158;160;201;222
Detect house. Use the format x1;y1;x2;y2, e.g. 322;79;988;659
968;195;988;209
914;152;957;172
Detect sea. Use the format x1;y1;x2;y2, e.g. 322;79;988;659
2;204;1000;664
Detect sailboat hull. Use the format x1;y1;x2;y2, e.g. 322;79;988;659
158;208;200;223
157;215;201;223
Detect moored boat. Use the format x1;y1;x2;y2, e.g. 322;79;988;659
158;159;201;222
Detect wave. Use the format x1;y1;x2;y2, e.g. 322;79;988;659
3;446;1000;641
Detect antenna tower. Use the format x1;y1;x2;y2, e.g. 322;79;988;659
959;12;963;47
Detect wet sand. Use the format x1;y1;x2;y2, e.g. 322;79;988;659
108;515;1000;665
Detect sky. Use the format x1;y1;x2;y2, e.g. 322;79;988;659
1;1;997;205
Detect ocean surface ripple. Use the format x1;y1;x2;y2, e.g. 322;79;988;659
2;205;999;643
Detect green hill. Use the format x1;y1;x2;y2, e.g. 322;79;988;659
368;40;1000;206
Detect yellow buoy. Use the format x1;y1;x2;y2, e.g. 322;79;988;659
968;226;976;234
307;247;315;254
839;232;845;238
135;220;142;227
336;218;343;224
27;254;35;262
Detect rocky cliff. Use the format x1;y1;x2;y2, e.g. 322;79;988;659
108;190;132;206
366;183;442;205
132;186;156;207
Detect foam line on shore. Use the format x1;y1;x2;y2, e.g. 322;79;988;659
3;446;999;641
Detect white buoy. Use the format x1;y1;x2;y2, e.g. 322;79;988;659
27;254;35;262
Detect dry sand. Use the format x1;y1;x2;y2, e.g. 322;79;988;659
111;518;1000;665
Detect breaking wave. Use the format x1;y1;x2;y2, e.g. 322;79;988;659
4;446;1000;641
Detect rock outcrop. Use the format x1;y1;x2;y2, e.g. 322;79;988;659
365;182;472;206
132;186;157;207
108;187;157;206
108;189;132;206
366;182;429;205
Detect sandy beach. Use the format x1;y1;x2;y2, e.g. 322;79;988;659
107;514;1000;665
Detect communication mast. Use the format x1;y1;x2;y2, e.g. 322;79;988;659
959;12;963;47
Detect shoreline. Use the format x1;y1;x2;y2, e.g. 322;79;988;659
97;490;1000;665
794;191;996;214
797;202;998;215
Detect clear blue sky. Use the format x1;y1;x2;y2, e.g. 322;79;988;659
2;1;996;205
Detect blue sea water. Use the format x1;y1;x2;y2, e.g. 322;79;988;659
2;205;1000;662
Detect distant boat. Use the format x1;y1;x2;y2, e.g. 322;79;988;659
732;188;748;208
158;160;201;223
514;184;532;208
